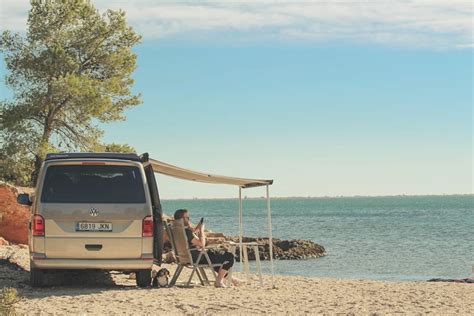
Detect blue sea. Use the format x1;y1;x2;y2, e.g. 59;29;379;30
161;195;473;281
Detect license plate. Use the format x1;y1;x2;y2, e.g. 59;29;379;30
76;222;112;232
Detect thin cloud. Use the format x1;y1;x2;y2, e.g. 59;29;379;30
0;0;472;48
0;0;30;33
456;43;474;48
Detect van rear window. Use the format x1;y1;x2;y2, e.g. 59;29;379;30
41;165;146;203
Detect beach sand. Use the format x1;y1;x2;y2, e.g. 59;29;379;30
1;245;472;315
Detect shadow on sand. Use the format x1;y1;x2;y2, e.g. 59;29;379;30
0;258;147;299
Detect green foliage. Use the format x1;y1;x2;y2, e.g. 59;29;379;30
103;143;136;153
0;0;141;185
0;287;21;315
0;142;35;186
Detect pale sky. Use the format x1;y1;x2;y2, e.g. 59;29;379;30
0;0;472;198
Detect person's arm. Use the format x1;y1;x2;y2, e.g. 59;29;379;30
191;224;206;248
188;221;203;232
199;224;206;248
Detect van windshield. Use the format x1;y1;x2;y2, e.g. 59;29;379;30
41;165;146;203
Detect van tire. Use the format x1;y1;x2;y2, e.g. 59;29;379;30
30;266;45;287
136;269;151;287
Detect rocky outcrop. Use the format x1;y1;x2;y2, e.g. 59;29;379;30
164;232;326;261
220;236;326;260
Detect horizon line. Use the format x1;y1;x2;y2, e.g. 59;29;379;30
161;193;473;201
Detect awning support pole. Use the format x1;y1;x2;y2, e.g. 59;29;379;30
266;184;275;288
239;186;243;272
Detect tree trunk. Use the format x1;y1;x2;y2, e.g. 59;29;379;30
31;118;53;185
30;155;43;186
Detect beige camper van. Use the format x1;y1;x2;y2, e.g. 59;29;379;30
17;153;164;287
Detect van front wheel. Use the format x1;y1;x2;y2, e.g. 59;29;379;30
136;269;151;287
30;266;45;287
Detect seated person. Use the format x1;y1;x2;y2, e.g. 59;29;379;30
174;208;239;288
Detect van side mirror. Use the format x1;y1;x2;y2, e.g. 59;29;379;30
17;193;32;206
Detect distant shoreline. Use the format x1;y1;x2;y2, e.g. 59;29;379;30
161;193;473;201
1;181;471;201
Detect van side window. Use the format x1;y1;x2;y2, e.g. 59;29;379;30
41;165;146;203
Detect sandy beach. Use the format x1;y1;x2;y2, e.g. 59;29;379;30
1;244;472;315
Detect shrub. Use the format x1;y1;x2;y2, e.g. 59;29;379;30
0;288;21;315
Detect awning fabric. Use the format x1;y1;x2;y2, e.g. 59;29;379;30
146;158;273;188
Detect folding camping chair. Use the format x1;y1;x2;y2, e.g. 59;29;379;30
165;219;222;287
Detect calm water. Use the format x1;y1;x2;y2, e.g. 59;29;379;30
161;195;473;281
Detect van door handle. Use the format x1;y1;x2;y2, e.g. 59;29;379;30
85;244;103;251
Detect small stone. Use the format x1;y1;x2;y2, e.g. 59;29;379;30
0;237;9;246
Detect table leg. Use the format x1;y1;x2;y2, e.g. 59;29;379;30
254;245;263;286
242;245;250;277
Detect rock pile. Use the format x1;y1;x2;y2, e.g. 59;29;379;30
164;232;326;261
0;242;30;270
224;236;326;260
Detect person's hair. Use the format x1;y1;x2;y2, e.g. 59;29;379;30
174;209;188;220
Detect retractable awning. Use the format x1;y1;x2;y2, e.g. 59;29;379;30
145;158;273;188
141;154;276;288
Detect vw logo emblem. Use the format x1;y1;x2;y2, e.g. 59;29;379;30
89;207;99;217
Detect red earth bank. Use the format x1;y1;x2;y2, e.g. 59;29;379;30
0;183;30;244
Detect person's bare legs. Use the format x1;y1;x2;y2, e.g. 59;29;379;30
231;276;244;286
216;268;244;287
216;268;228;286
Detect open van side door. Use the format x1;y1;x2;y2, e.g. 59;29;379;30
142;155;163;265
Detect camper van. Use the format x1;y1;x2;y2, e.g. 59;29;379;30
17;153;163;287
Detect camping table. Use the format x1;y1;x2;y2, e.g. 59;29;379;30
226;241;263;286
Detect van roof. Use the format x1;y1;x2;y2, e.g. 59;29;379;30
45;153;143;162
